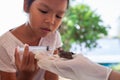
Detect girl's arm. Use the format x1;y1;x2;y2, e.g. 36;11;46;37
44;71;58;80
0;71;17;80
108;70;120;80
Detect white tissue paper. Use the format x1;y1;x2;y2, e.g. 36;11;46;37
35;53;112;80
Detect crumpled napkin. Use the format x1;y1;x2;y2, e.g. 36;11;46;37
35;53;112;80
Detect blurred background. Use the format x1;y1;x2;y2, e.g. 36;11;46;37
0;0;120;79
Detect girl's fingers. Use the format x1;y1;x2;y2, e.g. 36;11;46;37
18;44;38;72
28;52;35;71
28;52;34;66
28;52;40;72
15;47;21;70
34;53;43;60
22;44;29;65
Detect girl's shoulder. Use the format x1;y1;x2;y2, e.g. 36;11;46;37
0;31;11;44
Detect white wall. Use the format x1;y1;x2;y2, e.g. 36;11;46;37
0;0;26;35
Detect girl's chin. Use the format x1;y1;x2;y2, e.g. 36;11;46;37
39;33;50;37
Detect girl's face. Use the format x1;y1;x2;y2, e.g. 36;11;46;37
26;0;67;37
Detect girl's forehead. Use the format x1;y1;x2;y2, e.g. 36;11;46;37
34;0;67;11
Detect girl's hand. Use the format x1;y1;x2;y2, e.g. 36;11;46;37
15;44;39;80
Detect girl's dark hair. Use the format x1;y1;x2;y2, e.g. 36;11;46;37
67;0;69;9
27;0;69;10
27;0;34;10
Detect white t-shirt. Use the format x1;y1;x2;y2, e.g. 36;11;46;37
0;30;63;80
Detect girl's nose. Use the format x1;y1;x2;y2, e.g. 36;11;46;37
45;15;55;25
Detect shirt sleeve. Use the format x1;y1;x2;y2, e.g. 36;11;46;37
0;45;16;72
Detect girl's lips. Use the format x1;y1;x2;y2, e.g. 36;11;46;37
40;28;52;32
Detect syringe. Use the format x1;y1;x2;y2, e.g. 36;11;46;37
19;46;54;54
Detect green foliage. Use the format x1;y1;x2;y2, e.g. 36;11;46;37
59;4;108;50
111;64;120;72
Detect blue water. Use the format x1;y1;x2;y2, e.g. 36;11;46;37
100;63;119;67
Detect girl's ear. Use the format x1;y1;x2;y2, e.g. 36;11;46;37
24;0;29;13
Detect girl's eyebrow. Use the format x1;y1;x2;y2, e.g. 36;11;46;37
39;3;66;13
39;3;49;9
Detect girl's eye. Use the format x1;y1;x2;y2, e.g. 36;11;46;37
56;15;62;19
39;9;48;14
